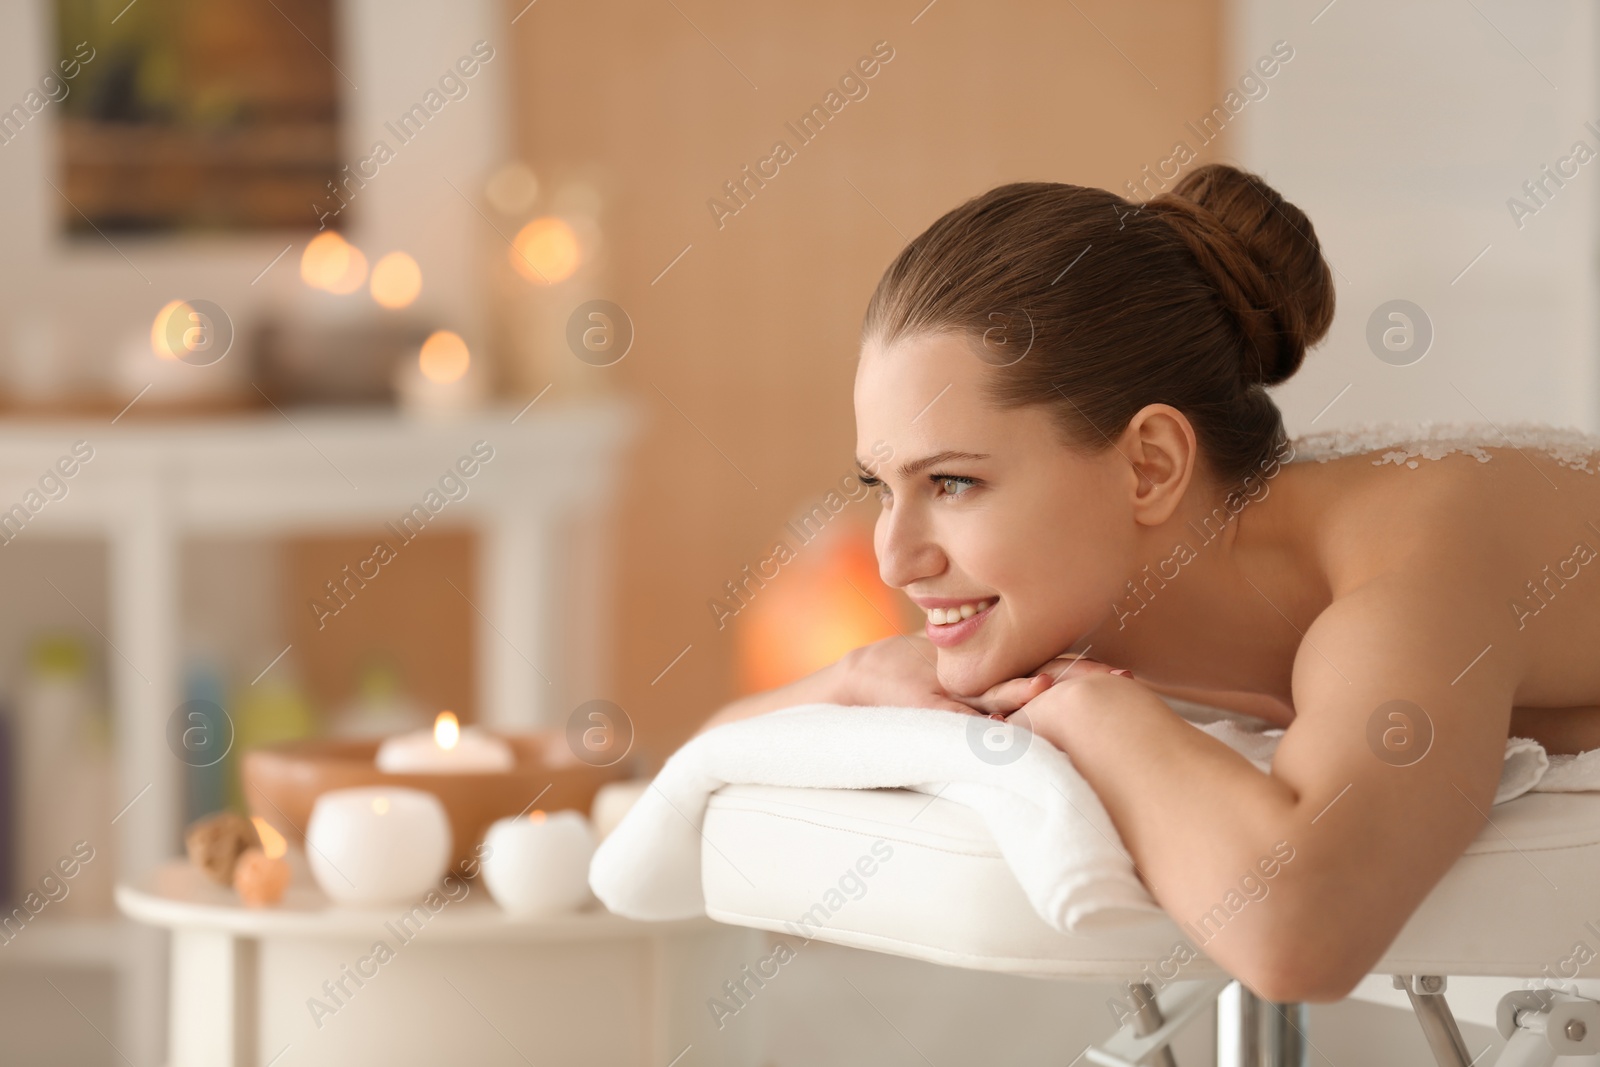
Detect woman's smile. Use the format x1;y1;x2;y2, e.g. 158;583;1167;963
916;595;999;647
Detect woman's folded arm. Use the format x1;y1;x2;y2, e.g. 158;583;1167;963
1025;578;1516;1003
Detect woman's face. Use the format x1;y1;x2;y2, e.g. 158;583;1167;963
854;331;1141;697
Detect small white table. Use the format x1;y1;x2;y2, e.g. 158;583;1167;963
118;860;763;1067
0;402;636;1062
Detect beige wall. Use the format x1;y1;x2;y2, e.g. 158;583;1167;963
507;0;1228;763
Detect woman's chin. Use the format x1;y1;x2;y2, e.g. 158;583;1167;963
936;657;1003;701
938;642;1053;700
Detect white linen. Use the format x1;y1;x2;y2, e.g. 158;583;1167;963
588;700;1592;934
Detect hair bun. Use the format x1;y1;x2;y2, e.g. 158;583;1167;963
1147;164;1334;387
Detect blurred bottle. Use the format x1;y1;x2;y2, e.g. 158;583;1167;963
17;634;114;917
181;656;231;825
328;659;427;739
226;673;316;814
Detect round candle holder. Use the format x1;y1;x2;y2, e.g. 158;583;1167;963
306;786;450;906
480;810;596;917
241;732;628;872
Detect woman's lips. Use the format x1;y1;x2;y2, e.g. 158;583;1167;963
924;598;997;648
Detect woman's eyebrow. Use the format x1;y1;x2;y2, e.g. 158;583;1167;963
858;450;990;479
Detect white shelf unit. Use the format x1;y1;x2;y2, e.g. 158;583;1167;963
0;398;637;1066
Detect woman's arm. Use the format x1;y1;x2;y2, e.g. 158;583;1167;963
1130;677;1294;726
696;633;1076;735
1022;576;1516;1003
695;658;847;735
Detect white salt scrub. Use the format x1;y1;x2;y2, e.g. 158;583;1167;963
1289;421;1600;474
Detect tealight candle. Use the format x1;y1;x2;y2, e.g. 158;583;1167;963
306;786;451;906
375;711;514;774
481;810;596;918
233;817;292;907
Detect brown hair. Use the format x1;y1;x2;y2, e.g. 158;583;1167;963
860;163;1335;489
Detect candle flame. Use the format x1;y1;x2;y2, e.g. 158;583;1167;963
528;810;546;824
419;330;470;384
509;216;580;285
300;232;351;291
251;816;287;860
434;710;461;750
370;251;422;309
150;299;194;360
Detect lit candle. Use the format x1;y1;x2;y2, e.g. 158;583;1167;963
233;817;292;907
305;786;451;906
481;810;597;918
375;711;514;774
392;331;486;416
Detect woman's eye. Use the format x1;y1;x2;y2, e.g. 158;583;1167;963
936;476;976;497
858;474;890;500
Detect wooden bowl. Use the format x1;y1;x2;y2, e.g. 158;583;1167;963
241;733;628;874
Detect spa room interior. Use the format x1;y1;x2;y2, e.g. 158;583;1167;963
0;0;1597;1064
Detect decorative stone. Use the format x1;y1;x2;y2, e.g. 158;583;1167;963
184;811;258;887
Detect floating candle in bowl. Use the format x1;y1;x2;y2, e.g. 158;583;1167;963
375;711;514;774
306;786;451;906
481;809;597;918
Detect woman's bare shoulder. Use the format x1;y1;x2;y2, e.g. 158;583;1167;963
1295;441;1600;591
1288;444;1600;736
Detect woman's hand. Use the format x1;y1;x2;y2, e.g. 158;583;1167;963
1031;653;1132;686
831;634;984;714
698;638;1132;734
833;638;1132;718
977;653;1133;719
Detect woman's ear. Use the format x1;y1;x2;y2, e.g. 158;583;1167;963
1118;404;1197;526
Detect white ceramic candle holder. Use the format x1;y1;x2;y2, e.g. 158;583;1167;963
481;810;596;918
590;779;650;841
306;786;451;906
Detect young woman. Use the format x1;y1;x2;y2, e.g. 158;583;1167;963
698;163;1600;1003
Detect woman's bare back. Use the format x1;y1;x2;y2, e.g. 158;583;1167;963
1286;426;1600;755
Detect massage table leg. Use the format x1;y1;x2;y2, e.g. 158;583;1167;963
1395;975;1473;1065
1216;981;1308;1067
1488;986;1600;1067
1390;975;1600;1067
1218;981;1311;1066
1216;985;1305;1067
1264;1000;1309;1065
1087;978;1309;1066
1216;980;1260;1066
1123;982;1178;1067
1086;979;1231;1066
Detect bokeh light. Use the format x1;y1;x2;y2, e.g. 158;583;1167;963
509;216;580;284
370;252;422;309
324;244;369;295
484;161;539;215
150;299;193;360
419;330;470;384
300;232;351;290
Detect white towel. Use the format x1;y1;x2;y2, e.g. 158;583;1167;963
588;701;1591;934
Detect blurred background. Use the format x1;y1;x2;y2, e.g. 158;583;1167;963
0;0;1593;1064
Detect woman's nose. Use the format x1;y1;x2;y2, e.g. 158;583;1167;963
875;508;944;589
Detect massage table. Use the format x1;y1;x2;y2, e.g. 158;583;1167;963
698;780;1600;1066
